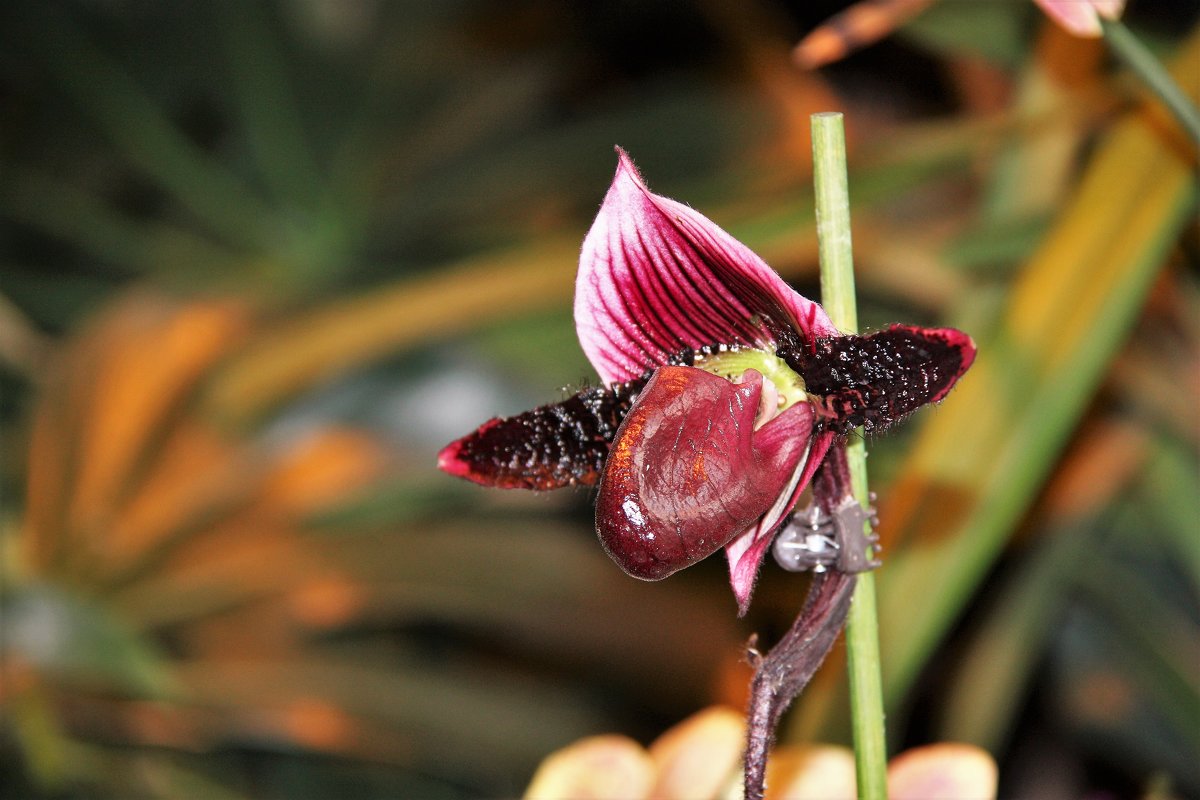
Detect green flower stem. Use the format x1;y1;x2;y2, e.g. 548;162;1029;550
811;112;888;800
1101;18;1200;147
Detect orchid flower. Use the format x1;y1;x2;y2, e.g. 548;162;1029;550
438;148;975;616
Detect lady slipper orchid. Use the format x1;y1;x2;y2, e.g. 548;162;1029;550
438;149;975;615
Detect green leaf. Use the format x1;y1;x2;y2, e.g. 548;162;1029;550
2;583;175;697
938;524;1090;749
875;30;1200;715
1140;438;1200;597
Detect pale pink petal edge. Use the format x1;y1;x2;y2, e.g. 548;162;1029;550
1034;0;1105;36
726;431;835;615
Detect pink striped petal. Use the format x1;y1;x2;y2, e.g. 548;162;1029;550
576;149;838;385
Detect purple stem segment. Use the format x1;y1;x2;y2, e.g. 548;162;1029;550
744;569;858;800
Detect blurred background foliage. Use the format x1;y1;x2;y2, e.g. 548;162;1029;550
0;0;1196;797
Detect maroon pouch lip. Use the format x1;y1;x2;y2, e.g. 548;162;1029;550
595;366;813;582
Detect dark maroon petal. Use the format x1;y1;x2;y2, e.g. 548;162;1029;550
595;366;813;581
436;380;645;490
725;430;833;614
576;149;838;385
787;324;977;433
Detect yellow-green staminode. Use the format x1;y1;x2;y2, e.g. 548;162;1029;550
692;347;808;412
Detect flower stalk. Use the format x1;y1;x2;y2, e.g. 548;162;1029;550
811;111;888;800
1100;18;1200;147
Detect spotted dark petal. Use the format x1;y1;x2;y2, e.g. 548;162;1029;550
783;324;977;433
437;380;643;490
